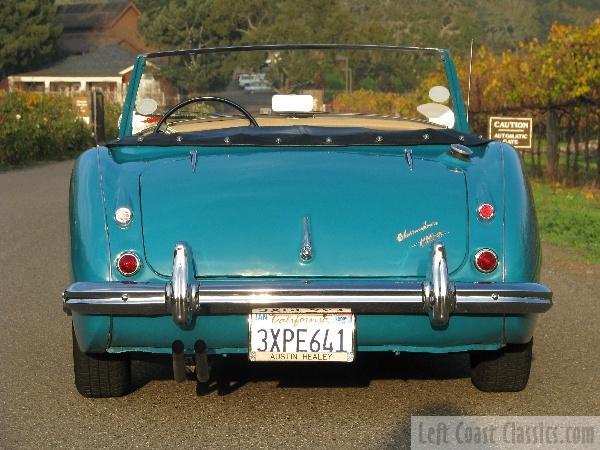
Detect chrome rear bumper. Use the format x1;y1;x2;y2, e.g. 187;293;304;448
63;242;552;328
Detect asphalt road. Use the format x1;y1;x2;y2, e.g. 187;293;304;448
1;160;598;449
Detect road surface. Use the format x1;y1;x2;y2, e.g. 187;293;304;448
1;160;598;449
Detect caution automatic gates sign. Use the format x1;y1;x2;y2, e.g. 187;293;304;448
488;116;533;149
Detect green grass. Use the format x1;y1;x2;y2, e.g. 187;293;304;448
531;180;600;262
523;151;599;185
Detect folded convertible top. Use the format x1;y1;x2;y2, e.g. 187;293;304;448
109;125;491;147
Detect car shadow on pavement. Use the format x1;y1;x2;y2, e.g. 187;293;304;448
130;355;174;390
130;352;470;396
384;402;469;450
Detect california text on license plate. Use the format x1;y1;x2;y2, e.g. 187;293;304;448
249;308;355;362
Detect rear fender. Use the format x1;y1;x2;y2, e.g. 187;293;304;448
72;146;157;283
502;144;541;282
70;148;111;281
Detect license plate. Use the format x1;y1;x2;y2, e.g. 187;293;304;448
249;308;355;362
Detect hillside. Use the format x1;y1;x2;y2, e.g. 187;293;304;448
132;0;600;55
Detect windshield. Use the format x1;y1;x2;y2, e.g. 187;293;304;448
132;46;456;135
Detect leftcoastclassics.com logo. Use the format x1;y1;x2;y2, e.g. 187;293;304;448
411;416;597;449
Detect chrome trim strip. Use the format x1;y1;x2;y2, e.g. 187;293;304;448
63;242;552;325
189;150;198;172
404;148;413;171
299;216;313;262
63;280;552;316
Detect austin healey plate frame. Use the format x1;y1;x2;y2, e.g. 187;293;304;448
248;308;356;362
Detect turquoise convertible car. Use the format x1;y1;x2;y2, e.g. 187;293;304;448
63;44;552;397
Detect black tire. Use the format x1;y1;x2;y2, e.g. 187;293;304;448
72;328;131;398
470;339;533;392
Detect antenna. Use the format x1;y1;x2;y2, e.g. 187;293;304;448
467;38;474;124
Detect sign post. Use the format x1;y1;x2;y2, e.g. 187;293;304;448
488;117;532;149
90;89;105;144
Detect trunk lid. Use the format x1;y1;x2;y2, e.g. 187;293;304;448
139;148;468;277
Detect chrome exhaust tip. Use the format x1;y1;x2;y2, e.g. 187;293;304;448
172;340;186;383
194;340;210;383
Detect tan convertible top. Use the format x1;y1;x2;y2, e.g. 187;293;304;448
167;116;438;133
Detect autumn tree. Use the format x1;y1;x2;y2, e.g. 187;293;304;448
535;20;600;181
456;19;599;183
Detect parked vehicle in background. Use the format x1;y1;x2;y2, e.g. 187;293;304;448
244;80;273;94
63;44;552;398
238;73;266;88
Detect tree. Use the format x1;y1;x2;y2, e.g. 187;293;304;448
0;0;62;78
134;0;600;57
449;19;599;183
135;0;219;49
134;0;372;93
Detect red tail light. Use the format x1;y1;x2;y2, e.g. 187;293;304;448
474;249;498;273
477;203;495;220
116;252;141;276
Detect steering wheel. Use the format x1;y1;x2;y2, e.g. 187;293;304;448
153;96;259;133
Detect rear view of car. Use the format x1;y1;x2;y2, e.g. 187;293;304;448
63;44;552;398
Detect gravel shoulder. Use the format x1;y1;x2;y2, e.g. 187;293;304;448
0;160;598;449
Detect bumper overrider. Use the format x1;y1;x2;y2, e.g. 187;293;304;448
63;242;552;328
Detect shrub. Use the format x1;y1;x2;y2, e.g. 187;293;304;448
104;99;122;141
332;89;419;118
0;90;94;166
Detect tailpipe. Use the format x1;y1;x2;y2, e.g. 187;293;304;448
194;340;210;383
172;340;186;383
